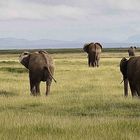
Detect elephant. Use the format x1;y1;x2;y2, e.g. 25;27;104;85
120;57;140;97
83;42;102;67
19;50;56;96
128;46;136;57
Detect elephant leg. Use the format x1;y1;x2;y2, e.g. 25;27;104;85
89;54;95;67
88;56;91;67
135;84;140;97
95;59;97;67
46;82;51;96
97;60;99;67
92;60;96;67
35;82;40;96
93;60;96;67
91;62;94;67
30;82;36;96
91;61;93;67
94;55;97;67
97;58;100;67
94;53;97;67
91;60;95;67
93;56;97;67
29;74;36;96
129;81;137;97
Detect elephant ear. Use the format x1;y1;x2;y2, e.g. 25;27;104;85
83;43;90;53
95;42;102;49
120;57;128;80
19;51;30;69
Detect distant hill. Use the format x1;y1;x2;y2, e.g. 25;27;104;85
0;38;84;50
0;38;140;50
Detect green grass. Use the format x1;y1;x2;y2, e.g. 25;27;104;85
0;50;139;140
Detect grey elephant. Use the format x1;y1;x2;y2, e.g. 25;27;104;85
120;57;140;97
128;46;136;57
19;50;56;96
83;42;102;67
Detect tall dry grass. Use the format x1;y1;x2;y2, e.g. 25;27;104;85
0;51;139;140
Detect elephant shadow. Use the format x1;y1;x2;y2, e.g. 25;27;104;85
0;67;28;74
0;90;17;97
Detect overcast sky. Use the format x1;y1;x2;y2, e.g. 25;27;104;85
0;0;140;42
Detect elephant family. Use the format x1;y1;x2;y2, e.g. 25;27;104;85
120;57;140;97
128;46;136;57
19;50;56;96
83;42;102;67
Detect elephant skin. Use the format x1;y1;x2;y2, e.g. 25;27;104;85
120;57;140;98
19;50;56;96
128;46;136;57
83;42;102;67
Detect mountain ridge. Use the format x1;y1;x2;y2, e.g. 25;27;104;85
0;37;140;50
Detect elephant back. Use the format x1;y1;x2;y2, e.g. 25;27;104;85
38;51;56;82
95;43;102;53
83;42;102;53
28;51;53;71
39;51;54;67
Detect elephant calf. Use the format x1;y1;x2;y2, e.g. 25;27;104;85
19;50;56;96
83;42;102;67
120;57;140;97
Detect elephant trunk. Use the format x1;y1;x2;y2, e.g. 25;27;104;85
124;78;128;97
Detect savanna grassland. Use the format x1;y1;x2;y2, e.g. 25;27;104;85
0;49;140;140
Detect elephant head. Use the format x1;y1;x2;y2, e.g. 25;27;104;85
120;57;128;97
19;51;30;69
128;46;136;57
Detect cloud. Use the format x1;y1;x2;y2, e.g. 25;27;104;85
0;0;86;20
0;0;139;21
105;0;140;10
0;0;140;42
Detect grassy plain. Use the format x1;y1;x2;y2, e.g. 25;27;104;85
0;49;140;140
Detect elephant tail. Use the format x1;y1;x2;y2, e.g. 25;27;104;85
94;43;98;59
39;50;57;83
44;67;57;83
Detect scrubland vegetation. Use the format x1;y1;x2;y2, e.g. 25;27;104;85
0;49;139;140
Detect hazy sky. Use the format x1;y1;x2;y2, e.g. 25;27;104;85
0;0;140;42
